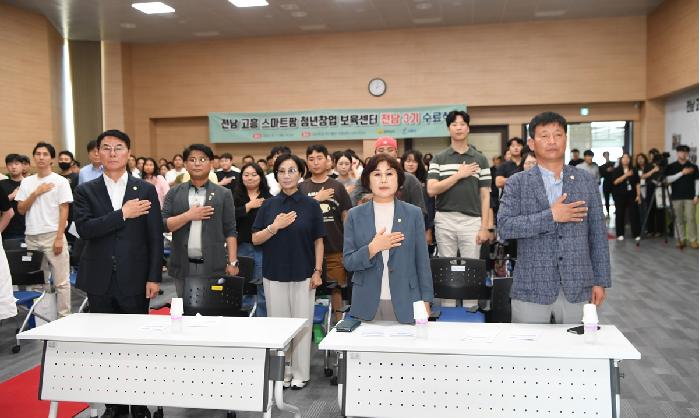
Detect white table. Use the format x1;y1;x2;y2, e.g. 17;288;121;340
18;313;307;418
320;322;641;418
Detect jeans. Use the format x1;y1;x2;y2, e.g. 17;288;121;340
238;242;266;317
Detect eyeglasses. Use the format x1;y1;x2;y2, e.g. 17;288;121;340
100;145;127;154
187;157;210;164
276;168;299;176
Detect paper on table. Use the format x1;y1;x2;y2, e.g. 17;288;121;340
185;317;222;328
507;328;540;341
138;324;169;332
462;327;501;343
358;324;417;338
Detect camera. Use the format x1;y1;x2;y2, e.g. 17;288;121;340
652;151;670;169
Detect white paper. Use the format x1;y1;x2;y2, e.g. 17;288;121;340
450;265;466;272
358;324;418;338
388;325;416;337
185;317;222;328
138;324;168;332
507;328;540;341
462;328;501;343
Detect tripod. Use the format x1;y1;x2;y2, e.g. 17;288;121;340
638;173;682;248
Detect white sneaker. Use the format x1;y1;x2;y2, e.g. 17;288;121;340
290;379;307;390
617;236;624;241
635;236;641;242
282;378;291;388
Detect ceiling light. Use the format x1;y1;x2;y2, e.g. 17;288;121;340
131;2;175;14
299;24;327;31
194;31;220;37
291;11;308;18
416;2;433;10
413;17;442;24
280;3;299;11
228;0;269;7
535;10;566;18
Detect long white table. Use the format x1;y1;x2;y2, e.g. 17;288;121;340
320;322;641;418
18;313;307;418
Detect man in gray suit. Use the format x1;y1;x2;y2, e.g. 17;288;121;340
162;144;239;297
498;112;610;324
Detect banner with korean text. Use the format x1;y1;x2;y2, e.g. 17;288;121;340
208;104;466;143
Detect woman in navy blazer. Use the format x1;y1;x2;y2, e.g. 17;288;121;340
343;154;433;324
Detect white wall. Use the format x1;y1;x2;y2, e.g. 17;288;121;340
665;87;699;163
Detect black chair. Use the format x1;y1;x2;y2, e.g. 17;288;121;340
182;275;245;317
237;256;258;317
431;257;490;322
485;276;513;323
6;249;48;353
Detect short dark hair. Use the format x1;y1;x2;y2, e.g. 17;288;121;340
506;137;525;148
273;153;306;181
257;158;267;165
86;139;99;152
583;150;594;157
5;154;21;165
528;112;567;139
676;144;690;152
361;154;406;191
173;154;183;161
19;155;31;164
220;152;233;160
183;144;214;161
306;144;328;157
571;148;580;154
401;149;427;183
96;129;131;149
33;142;56;158
270;145;292;156
58;150;74;160
446;110;470;127
234;162;270;201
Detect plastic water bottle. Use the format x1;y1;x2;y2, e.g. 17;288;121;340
171;298;184;333
582;304;598;344
415;319;429;339
413;301;429;339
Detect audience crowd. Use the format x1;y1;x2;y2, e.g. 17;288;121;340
0;110;697;416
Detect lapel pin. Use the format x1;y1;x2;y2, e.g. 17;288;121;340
398;218;402;223
570;175;575;180
132;186;138;190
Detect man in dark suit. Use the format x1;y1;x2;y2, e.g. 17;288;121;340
498;112;610;324
73;129;163;418
162;144;239;298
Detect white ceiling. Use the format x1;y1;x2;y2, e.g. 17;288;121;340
3;0;664;43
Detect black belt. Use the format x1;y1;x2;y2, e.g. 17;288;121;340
188;258;204;264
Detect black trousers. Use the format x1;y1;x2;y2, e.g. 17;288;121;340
603;190;612;215
613;194;641;238
87;276;150;414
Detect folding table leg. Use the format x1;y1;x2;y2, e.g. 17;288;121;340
48;401;58;418
88;403;99;418
272;351;301;418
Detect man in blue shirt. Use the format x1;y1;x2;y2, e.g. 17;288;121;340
78;139;103;185
498;112;610;324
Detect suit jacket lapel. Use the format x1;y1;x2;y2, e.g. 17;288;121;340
530;166;550;211
122;175;139;205
388;199;405;264
95;176;115;214
562;165;574;196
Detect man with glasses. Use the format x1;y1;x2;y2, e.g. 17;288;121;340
73;130;163;418
78;139;104;185
17;142;73;319
162;144;239;298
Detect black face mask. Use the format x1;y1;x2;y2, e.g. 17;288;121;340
58;162;72;171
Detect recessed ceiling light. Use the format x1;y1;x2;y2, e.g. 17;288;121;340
299;24;327;31
194;31;220;37
120;22;137;29
416;2;433;10
291;11;308;18
228;0;269;7
535;10;566;18
280;3;299;11
131;2;175;14
412;17;442;24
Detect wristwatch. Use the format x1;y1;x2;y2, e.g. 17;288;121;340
229;259;239;267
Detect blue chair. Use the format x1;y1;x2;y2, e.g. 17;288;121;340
430;257;490;323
